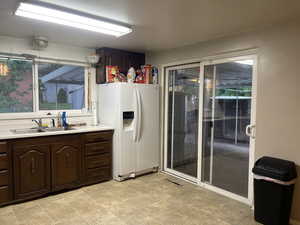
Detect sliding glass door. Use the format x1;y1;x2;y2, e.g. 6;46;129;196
164;56;256;202
165;64;200;179
201;59;254;198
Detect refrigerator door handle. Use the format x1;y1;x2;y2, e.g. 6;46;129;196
133;89;139;142
137;89;142;141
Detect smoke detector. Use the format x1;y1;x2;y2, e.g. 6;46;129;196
32;36;49;50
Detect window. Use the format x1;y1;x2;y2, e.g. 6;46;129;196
0;58;33;113
38;63;85;110
0;56;88;114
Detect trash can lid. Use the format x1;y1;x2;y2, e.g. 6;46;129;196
252;156;297;182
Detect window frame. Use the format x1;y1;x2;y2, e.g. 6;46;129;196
35;59;89;114
0;56;91;120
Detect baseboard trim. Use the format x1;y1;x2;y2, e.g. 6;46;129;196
291;219;300;225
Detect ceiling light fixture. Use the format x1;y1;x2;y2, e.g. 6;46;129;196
15;1;133;37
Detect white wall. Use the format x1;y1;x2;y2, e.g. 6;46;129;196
147;20;300;221
0;35;94;62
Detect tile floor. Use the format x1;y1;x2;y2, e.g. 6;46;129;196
0;173;260;225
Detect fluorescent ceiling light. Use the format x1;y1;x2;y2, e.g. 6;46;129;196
235;60;254;65
15;1;132;37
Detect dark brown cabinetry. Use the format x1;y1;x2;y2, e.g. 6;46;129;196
0;186;9;203
0;130;113;206
0;142;7;154
0;154;8;170
0;170;9;187
83;131;113;184
51;136;82;191
13;144;51;200
0;142;11;204
96;47;145;84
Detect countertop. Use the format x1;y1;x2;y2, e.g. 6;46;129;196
0;125;114;141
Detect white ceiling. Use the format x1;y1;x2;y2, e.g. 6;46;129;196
1;0;300;52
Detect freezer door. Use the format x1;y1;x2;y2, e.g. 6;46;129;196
117;83;138;178
135;85;160;171
119;83;135;112
97;84;120;127
117;129;137;177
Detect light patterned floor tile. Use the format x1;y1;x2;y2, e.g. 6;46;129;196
0;173;259;225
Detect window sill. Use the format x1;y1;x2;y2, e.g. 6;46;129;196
0;112;94;121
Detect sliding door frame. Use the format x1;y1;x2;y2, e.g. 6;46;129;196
198;54;257;205
163;63;201;183
161;50;258;206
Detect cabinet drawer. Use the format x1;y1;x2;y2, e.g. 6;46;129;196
0;142;7;154
0;186;9;204
0;170;8;186
86;154;111;169
85;132;112;143
86;167;111;182
0;154;8;170
85;142;111;156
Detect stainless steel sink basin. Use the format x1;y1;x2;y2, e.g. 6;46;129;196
43;127;76;132
11;127;76;134
11;128;44;134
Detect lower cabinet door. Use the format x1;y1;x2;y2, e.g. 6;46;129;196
13;145;51;200
86;167;112;184
0;186;10;204
52;140;82;191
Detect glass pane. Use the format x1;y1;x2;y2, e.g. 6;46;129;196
38;63;85;110
0;58;33;113
167;66;199;178
202;60;253;198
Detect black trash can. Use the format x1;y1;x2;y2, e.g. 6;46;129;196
252;156;297;225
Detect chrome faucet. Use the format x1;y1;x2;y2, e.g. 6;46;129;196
32;119;43;129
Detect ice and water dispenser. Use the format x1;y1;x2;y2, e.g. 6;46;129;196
123;111;134;130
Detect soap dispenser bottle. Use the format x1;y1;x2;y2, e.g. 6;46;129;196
61;112;68;128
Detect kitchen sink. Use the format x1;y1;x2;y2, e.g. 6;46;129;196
42;127;76;132
11;128;44;134
11;127;76;134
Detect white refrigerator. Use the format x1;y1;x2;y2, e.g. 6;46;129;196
98;83;160;181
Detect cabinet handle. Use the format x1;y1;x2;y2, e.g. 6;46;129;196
31;158;35;174
0;170;7;174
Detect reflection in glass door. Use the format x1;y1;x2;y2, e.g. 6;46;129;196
166;65;200;179
201;60;254;198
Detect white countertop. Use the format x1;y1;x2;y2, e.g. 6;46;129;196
0;125;114;140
